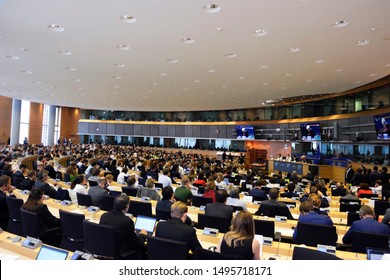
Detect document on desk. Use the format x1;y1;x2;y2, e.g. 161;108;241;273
70;209;85;215
292;213;300;220
277;228;294;238
0;252;21;260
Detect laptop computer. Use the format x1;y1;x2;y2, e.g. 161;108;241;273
366;247;390;260
36;244;69;260
134;215;157;235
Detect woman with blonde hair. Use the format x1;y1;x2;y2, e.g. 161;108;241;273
217;211;260;260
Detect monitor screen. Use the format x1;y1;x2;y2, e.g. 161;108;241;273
373;113;390;140
134;215;157;234
36;245;69;260
235;125;255;139
366;247;390;260
300;123;321;141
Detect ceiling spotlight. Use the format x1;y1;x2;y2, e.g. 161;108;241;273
112;85;120;88
70;78;81;82
284;73;292;77
371;27;378;32
114;63;126;68
369;73;377;77
254;30;268;36
158;72;167;76
306;78;312;82
182;37;195;44
21;70;32;74
334;20;348;28
65;66;77;71
48;24;64;32
112;76;122;79
20;48;29;52
216;27;224;32
263;82;268;86
120;15;137;23
315;59;325;64
289;47;301;53
259;64;268;69
206;69;215;73
167;58;179;63
116;44;130;50
152;82;159;86
357;40;369;46
225;53;237;58
32;81;42;84
237;76;245;80
335;68;344;72
385;63;390;67
6;55;20;60
193;80;200;83
203;4;221;13
221;85;228;88
58;50;72;55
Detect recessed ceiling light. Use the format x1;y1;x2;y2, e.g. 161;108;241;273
112;76;122;79
167;58;179;63
48;24;64;32
157;72;167;76
263;82;268;86
206;69;215;73
58;50;72;55
216;27;224;32
1;83;7;86
221;85;227;88
209;92;214;95
182;37;195;44
114;63;126;68
385;63;390;67
289;47;301;53
322;84;328;87
152;82;159;86
6;55;20;60
259;64;268;69
357;40;369;46
284;73;292;77
371;27;378;32
193;80;200;83
334;20;348;28
354;81;362;84
282;86;288;90
75;87;83;90
369;73;377;77
32;81;42;84
21;70;32;74
225;53;237;58
70;78;81;82
306;78;312;82
20;48;29;52
65;67;77;71
315;59;325;64
120;15;137;23
116;44;130;50
112;85;120;88
335;68;344;72
237;76;245;80
254;30;268;36
203;4;221;13
244;89;250;92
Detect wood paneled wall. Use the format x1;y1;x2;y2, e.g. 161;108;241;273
0;96;12;144
245;141;291;160
29;102;44;144
60;107;81;143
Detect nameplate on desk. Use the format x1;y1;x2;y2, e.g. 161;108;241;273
263;237;273;246
203;227;219;237
22;190;30;195
22;236;42;249
61;200;72;206
287;204;296;209
317;244;336;255
71;250;94;260
87;206;100;212
275;216;287;222
291;197;299;201
349;202;359;205
141;197;150;201
243;196;253;203
199;205;206;211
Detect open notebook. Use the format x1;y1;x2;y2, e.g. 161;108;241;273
36;245;69;260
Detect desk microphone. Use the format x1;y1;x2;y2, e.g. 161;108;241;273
286;243;292;260
274;231;282;257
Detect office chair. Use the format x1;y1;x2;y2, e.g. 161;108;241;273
59;209;84;251
292;247;342;260
351;231;390;254
191;196;213;207
155;209;171;221
55;187;71;201
12;177;24;189
194;248;245;260
196;185;205;194
122;187;138;197
101;195;115;211
255;204;294;220
128;200;153;217
254;219;275;239
359;193;378;199
88;180;98;187
347;212;360;226
63;173;71;183
154;182;163;189
147;236;188;260
197;213;231;233
252;195;269;202
83;220;115;259
109;190;122;197
76;193;93;207
229;205;244;212
340;198;361;205
6;196;24;236
20;208;41;239
294;222;338;247
339;202;361;213
374;200;390;219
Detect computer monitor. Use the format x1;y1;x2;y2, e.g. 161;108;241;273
366;247;390;260
35;244;69;260
134;215;157;235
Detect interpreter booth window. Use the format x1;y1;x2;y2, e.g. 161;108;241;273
54;107;61;144
19;100;30;144
41;105;49;145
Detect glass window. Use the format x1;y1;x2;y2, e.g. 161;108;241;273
19;100;30;144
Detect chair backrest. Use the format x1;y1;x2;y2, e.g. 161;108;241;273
340;198;361;204
109;190;122;197
197;213;231;233
154;182;163;189
20;182;32;191
59;209;85;251
229;205;244;212
359;193;378;199
147;236;188;260
155;209;171;221
122;187;138;197
6;196;24;236
88;180;98;187
339;202;361;213
191;196;213;207
374;200;390;218
20;208;41;239
83;220;115;259
128;200;153;217
252;195;268;202
76;193;93;207
351;231;390;253
347;212;361;226
63;173;71;183
194;248;245;260
254;219;275;238
197;186;205;194
55;187;71;201
292;247;342;260
294;222;338;247
102;195;115;212
12;177;24;189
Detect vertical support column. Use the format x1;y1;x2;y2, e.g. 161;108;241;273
10;99;21;145
47;105;56;146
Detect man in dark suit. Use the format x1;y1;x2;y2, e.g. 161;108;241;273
21;170;36;190
12;163;27;180
255;188;294;220
248;179;268;201
368;166;383;187
205;189;233;219
331;182;347;197
349;168;366;186
345;163;354;184
88;177;108;208
342;205;390;244
0;176;16;230
34;170;57;199
155;201;202;254
99;194;147;259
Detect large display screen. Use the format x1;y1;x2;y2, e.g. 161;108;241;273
235;125;255;139
300;123;321;141
374;113;390;140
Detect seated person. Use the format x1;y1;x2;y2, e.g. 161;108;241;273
341;190;360;202
300;185;329;208
343;205;390;244
255;188;294;220
193;172;206;187
356;183;373;198
0;175;16;230
100;194;147;259
205;189;233;219
137;178;161;201
34;170;57;199
88;177;109;208
217;211;260;260
126;176;139;189
68;175;89;204
248;179;268;201
226;187;247;210
281;183;300;198
21;170;36;190
174;176;193;205
156;186;175;213
203;181;216;203
382;203;390;226
155;201;202;254
331;182;347;197
309;193;328;216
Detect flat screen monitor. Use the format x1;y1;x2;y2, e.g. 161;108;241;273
236;125;255;139
36;244;69;260
373;113;390;140
300;123;321;141
134;215;157;235
366;247;390;260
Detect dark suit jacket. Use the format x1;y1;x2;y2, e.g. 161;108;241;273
293;212;333;240
255;199;294;220
0;190;10;230
156;199;173;212
349;172;366;186
44;165;57;179
248;188;268;200
100;210;146;259
205;202;233;219
155;217;201;253
21;178;35;190
345;168;355;182
12;170;25;179
34;180;57;199
343;217;390;244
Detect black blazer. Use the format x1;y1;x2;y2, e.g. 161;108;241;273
0;190;10;230
31;204;61;234
155;217;201;253
255;200;294;220
205;202;233;219
44;165;57;179
35;180;57;199
100;210;146;259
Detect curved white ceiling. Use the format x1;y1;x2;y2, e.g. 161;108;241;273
0;0;389;111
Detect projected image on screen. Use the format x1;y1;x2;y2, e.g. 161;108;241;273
374;113;390;140
300;123;321;141
236;126;255;139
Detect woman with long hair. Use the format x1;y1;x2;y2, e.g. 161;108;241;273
69;174;89;203
217;211;260;260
